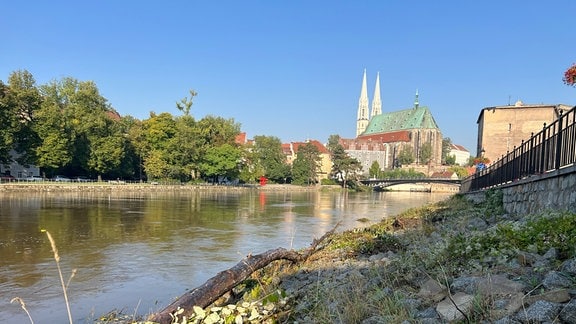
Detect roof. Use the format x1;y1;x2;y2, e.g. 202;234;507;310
291;140;329;154
476;102;572;124
450;143;469;152
356;130;411;143
361;106;439;136
430;171;456;179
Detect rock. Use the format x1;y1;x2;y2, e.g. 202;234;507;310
525;289;571;304
560;258;576;276
542;270;573;289
417;279;447;303
450;276;480;294
477;274;525;297
559;298;576;323
513;300;561;323
435;292;474;322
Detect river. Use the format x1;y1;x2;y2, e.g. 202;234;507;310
0;189;452;323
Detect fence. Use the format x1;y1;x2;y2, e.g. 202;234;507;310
461;105;576;192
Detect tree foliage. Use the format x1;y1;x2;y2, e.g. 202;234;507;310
563;63;576;87
398;145;414;165
419;142;433;165
253;135;290;183
441;137;452;164
291;142;322;185
327;135;362;188
198;143;241;183
369;161;381;179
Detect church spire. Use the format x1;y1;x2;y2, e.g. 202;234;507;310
371;71;382;118
356;69;369;137
414;89;419;109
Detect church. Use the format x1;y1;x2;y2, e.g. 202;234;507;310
340;70;444;175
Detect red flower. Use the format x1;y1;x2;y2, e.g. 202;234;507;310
564;63;576;87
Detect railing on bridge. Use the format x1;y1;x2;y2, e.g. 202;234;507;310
461;105;576;192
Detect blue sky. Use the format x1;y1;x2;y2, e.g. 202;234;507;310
2;1;575;154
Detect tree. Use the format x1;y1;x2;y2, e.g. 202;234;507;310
441;137;452;164
198;144;241;183
253;135;290;183
419;142;432;165
369;161;381;179
0;70;42;165
563;63;576;86
327;134;362;188
445;154;456;166
176;89;197;116
398;146;414;165
291;142;322;185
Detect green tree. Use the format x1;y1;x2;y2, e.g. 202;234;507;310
140;112;177;179
176;89;197;116
198;143;241;183
448;165;470;179
327;134;362;188
419;142;433;165
369;161;381;179
445;154;456;166
253;135;290;183
291;142;321;185
442;137;452;164
398;145;414;165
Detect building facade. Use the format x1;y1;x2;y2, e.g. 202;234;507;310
476;101;572;163
448;143;470;166
342;70;443;176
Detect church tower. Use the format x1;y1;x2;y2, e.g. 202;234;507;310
356;69;370;137
371;71;382;118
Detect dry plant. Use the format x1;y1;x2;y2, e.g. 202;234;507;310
41;229;76;324
10;297;34;324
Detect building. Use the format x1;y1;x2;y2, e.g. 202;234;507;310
476;101;572;163
283;140;331;181
341;70;443;176
0;150;40;179
448;143;470;166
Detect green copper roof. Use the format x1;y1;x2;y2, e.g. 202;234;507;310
361;106;439;135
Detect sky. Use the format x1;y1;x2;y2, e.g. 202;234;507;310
2;1;575;154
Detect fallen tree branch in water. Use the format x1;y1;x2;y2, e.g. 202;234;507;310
148;222;339;324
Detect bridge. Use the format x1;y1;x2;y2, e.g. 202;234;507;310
361;178;461;191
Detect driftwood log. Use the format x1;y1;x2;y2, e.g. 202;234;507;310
148;224;338;324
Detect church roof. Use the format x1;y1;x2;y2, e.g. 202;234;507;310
361;106;440;136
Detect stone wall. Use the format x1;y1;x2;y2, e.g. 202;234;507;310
465;164;576;214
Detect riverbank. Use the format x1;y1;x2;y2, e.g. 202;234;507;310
135;192;576;323
0;183;328;193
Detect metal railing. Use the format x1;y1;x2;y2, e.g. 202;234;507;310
461;105;576;192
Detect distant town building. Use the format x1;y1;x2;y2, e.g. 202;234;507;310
448;143;470;166
476;101;572;163
0;150;40;179
341;70;443;176
283;140;331;180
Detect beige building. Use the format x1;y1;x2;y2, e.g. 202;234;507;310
448;144;470;166
283;140;331;181
476;101;572;163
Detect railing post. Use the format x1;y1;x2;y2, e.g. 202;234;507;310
555;111;564;170
540;123;547;173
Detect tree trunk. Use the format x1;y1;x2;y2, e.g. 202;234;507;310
148;224;338;324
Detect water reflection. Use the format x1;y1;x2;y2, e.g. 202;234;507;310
0;190;451;323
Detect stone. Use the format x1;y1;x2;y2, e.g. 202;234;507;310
417;279;447;303
435;292;474;322
477;274;525;297
542;270;573;289
513;300;561;323
560;258;576;276
450;276;480;294
559;298;576;323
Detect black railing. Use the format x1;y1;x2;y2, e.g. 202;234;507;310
461;105;576;192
